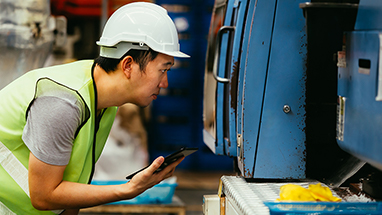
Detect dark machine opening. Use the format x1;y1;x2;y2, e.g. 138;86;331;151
301;1;359;182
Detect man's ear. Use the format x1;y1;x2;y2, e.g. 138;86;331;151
121;56;133;79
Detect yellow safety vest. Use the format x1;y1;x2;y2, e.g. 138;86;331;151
0;60;117;214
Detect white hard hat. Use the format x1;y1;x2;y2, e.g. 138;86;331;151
97;2;190;59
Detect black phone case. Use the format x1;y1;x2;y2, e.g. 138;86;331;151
125;147;198;179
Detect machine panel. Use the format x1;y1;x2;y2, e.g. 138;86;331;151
337;31;382;171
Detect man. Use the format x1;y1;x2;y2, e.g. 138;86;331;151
0;2;189;214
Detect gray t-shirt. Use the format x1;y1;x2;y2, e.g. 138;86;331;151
22;93;83;166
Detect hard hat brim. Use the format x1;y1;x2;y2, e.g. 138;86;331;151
162;50;190;58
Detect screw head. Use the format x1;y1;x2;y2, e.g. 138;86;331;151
283;105;291;113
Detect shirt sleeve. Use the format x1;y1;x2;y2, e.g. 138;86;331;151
22;96;82;166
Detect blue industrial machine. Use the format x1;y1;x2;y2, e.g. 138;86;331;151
204;0;308;179
203;0;382;198
337;1;382;171
336;0;382;197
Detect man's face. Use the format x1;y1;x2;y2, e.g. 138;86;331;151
130;53;174;107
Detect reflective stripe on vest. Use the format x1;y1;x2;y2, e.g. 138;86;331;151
0;141;63;214
0;201;16;215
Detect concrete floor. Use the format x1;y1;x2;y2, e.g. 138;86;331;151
172;171;233;215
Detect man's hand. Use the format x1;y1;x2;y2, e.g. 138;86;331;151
126;156;184;196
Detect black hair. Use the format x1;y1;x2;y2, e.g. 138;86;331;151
93;48;159;73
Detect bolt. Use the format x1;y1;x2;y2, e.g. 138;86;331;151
283;105;291;113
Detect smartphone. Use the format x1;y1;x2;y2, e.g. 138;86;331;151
125;147;198;180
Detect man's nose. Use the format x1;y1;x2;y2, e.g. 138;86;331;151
159;73;169;89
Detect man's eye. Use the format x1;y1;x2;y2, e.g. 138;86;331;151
161;69;170;73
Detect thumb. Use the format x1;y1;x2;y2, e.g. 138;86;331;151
147;156;164;174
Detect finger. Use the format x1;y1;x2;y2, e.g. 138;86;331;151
168;156;184;168
146;156;164;175
163;168;176;180
160;157;184;177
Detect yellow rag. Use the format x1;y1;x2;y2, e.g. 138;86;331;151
277;183;341;202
